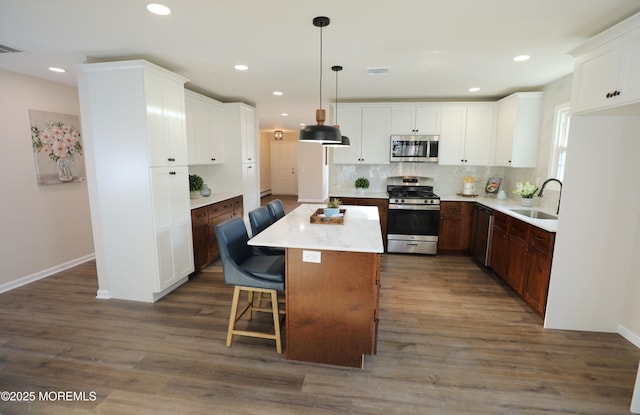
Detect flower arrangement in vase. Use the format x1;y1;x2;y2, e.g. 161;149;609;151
31;121;83;182
513;181;538;206
355;177;370;192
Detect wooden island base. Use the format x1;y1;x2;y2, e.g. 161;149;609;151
285;248;381;368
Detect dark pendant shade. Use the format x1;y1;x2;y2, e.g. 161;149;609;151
299;124;342;143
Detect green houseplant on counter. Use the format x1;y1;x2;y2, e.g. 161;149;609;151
189;174;204;199
324;198;341;217
355;177;370;191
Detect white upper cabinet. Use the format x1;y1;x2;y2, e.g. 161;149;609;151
438;104;495;166
145;72;188;167
185;90;224;165
239;104;257;163
494;92;542;168
390;105;441;134
571;13;640;114
333;104;391;164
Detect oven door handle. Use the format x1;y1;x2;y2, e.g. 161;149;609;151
388;204;440;211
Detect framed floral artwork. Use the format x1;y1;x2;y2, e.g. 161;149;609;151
30;109;86;185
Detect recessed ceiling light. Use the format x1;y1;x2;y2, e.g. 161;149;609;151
281;113;289;117
234;64;248;71
513;55;530;62
48;67;66;73
147;3;171;15
300;123;306;127
469;87;480;92
273;91;283;96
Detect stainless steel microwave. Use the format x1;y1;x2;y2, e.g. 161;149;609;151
390;135;439;162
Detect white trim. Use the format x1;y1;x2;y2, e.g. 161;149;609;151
0;253;95;294
619;324;640;349
96;289;111;300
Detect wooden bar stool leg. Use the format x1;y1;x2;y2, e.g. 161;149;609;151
271;290;282;353
226;286;241;347
247;289;255;320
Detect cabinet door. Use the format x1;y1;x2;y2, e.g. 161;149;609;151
504;234;528;295
390;106;417;134
191;207;210;272
414;105;441;134
242;163;259;214
489;225;509;278
494;96;517;167
186;92;224;165
151;166;194;291
618;26;640;106
147;74;187;167
438;106;467;165
360;106;391;164
523;247;553;317
571;39;622;113
333;106;362;164
438;202;473;252
240;105;257;163
464;104;495;166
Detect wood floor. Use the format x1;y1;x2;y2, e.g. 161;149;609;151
2;246;640;413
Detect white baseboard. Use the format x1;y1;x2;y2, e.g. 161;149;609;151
0;253;95;294
96;289;111;300
619;324;640;349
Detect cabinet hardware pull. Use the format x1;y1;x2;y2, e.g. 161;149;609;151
535;236;544;241
211;158;216;161
169;171;176;175
168;157;175;162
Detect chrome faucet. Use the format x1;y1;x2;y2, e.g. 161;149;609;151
538;178;563;215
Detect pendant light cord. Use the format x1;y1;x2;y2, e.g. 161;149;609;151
319;25;323;110
335;67;339;125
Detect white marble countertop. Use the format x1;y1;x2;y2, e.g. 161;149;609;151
440;194;559;233
190;192;242;210
248;204;384;253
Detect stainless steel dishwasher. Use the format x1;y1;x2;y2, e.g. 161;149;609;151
470;203;494;267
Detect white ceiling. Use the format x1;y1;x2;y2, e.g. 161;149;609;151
1;0;640;132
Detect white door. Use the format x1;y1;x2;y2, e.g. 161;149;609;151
271;141;298;195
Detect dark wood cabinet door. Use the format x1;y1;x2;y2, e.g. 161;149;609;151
505;234;528;295
191;207;210;273
523;246;553;317
439;202;473;253
489;225;509;278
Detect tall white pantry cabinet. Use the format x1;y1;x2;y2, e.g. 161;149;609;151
77;60;194;302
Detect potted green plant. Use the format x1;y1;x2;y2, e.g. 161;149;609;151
324;198;341;217
355;177;370;191
189;174;204;199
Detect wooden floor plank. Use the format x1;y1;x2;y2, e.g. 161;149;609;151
1;251;639;414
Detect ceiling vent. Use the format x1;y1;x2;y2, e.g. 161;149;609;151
367;67;390;75
0;44;22;53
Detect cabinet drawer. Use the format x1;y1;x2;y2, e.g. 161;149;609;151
529;227;555;252
493;211;508;230
508;216;529;240
208;201;233;220
191;207;208;227
440;202;463;216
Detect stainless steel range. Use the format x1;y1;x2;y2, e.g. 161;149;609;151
386;176;440;254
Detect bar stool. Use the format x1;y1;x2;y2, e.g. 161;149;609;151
266;199;286;221
215;217;285;353
248;206;285;256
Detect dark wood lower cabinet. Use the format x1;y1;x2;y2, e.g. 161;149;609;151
438;201;474;253
191;196;243;273
489;211;555;318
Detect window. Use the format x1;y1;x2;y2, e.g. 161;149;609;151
549;104;571;181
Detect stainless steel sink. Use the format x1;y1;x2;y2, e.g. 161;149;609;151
509;209;558;220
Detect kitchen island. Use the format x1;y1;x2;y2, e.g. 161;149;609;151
248;204;384;368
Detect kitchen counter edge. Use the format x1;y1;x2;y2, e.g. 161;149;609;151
190;193;242;210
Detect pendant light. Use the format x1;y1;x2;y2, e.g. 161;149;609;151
299;16;342;143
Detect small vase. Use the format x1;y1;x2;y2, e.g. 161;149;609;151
323;208;340;217
57;157;73;182
200;184;211;197
521;197;533;207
